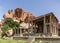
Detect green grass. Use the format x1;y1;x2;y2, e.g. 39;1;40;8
0;38;55;43
0;39;56;43
0;38;26;43
34;41;53;43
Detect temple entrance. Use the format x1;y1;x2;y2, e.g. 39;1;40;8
58;29;60;36
13;28;29;36
46;25;50;34
13;29;20;36
37;20;44;33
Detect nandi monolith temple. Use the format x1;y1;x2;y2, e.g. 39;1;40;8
0;8;60;37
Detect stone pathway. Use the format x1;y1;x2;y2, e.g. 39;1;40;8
27;36;35;43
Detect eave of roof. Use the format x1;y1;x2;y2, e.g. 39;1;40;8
33;12;59;22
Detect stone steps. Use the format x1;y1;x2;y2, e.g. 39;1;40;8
27;36;35;43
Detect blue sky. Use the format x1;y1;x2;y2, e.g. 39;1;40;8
0;0;60;21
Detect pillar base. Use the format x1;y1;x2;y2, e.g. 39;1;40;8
52;34;58;37
20;34;23;37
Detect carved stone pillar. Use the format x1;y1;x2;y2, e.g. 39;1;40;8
44;16;46;34
54;23;57;36
15;29;16;36
20;28;23;37
50;15;52;34
55;25;57;34
52;24;57;36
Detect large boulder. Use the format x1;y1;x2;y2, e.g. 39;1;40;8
20;22;32;29
6;29;13;37
0;28;2;36
3;9;14;19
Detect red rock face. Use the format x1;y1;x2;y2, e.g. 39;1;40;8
25;12;36;23
2;8;36;37
14;8;36;22
3;9;14;19
14;8;24;18
3;8;36;22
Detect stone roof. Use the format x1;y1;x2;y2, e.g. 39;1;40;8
33;12;59;22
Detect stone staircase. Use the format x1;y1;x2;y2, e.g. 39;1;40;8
13;36;35;43
27;36;35;43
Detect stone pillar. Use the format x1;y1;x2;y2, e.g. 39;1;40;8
34;24;36;33
52;24;55;35
15;29;17;35
17;29;18;35
50;15;52;35
52;24;57;36
20;28;23;37
44;16;47;34
30;26;33;33
15;29;16;36
54;24;57;36
55;25;56;34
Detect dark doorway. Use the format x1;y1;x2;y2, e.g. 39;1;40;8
37;20;43;33
58;29;60;36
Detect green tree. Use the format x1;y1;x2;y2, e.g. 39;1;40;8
1;18;19;38
4;18;19;29
1;25;11;37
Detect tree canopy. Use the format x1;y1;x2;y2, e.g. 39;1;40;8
1;18;20;37
4;18;19;29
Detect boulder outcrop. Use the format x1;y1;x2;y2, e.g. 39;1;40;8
3;8;36;23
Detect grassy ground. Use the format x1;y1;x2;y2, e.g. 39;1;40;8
35;41;53;43
0;39;27;43
0;39;58;43
0;38;58;43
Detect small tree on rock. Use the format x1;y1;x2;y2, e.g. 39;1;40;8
1;18;19;38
